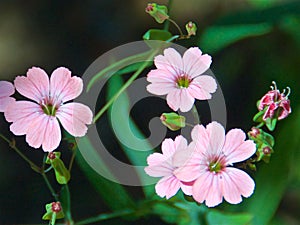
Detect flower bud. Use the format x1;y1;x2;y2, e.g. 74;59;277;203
160;112;185;131
145;3;169;24
185;21;197;36
42;202;64;222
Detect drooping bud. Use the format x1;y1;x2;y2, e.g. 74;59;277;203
46;151;70;184
145;3;169;24
160;112;185;131
185;21;197;36
42;202;64;223
248;127;260;138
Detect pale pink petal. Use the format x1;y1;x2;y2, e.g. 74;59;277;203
50;67;83;103
205;174;223;207
155;175;181;199
56;102;92;137
14;67;49;103
174;135;188;151
166;89;194;112
145;153;173;177
206;122;225;155
182;47;212;78
5;101;43;134
146;152;168;166
191;125;209;151
147;83;175;95
225;168;255;198
223;129;256;164
172;145;195;168
147;69;177;83
0;81;15;97
192;172;213;204
180;182;193;196
154;48;183;75
25;114;61;151
220;169;243;204
189;75;217;100
161;138;177;158
0;96;15;112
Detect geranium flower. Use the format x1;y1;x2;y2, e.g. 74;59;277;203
174;121;256;207
5;67;93;152
258;83;291;120
146;47;217;112
144;135;193;199
0;81;15;112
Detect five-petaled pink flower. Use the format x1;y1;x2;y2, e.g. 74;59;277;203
0;81;15;112
144;135;193;199
5;67;93;152
174;121;256;207
146;47;217;112
258;83;291;120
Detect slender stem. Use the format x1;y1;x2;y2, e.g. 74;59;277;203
163;0;174;31
68;147;77;172
87;50;152;92
63;184;74;225
42;155;59;201
93;50;158;123
0;133;41;172
168;18;184;36
74;209;135;225
191;105;200;124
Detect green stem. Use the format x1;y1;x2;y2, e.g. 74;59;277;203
87;50;152;92
168;18;184;36
42;155;59;201
62;184;74;225
93;50;158;123
74;209;135;225
68;147;77;172
192;105;200;124
0;133;40;173
163;0;174;31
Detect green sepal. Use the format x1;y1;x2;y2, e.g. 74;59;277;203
52;157;70;184
46;152;61;164
265;117;277;131
146;3;169;23
161;112;186;131
253;108;265;123
42;203;64;222
143;29;173;41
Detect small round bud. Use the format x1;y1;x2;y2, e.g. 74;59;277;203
185;21;197;36
263;146;272;155
51;202;62;213
48;152;56;160
249;127;260;138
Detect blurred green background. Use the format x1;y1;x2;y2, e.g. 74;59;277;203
0;0;299;224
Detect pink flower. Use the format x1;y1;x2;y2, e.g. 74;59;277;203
258;83;291;121
146;47;217;112
0;81;15;112
144;135;193;199
5;67;93;152
174;122;256;207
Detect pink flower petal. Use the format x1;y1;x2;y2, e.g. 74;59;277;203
26;114;61;152
192;172;213;204
155;175;181;199
205;174;223;207
50;67;83;103
221;168;254;204
56;102;92;137
189;75;217;100
161;138;177;157
147;69;177;83
145;153;173;177
0;96;15;112
0;81;15;97
166;89;195;112
154;48;183;75
180;181;193;196
206;121;225;155
223;129;256;164
191;125;209;151
14;67;49;103
147;83;176;95
182;47;212;78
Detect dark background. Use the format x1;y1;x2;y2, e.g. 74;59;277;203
0;0;299;224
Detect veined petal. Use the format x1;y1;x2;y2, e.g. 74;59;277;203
191;125;209;150
147;69;177;83
206;121;225;155
205;174;223;207
161;138;177;158
182;47;212;78
14;67;49;103
155;175;181;199
0;81;15;97
192;172;214;204
146;83;175;95
189;75;217;100
223;129;256;164
154;48;183;75
50;67;83;103
166;89;194;112
0;96;15;112
56;102;92;137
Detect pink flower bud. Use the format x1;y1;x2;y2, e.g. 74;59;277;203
248;127;260;138
185;21;197;36
51;202;62;213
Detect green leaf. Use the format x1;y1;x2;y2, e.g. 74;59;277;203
107;74;155;197
200;23;272;53
65;134;136;210
206;210;253;225
114;61;153;76
143;29;173;41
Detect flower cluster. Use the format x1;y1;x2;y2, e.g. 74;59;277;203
0;67;93;152
145;121;256;207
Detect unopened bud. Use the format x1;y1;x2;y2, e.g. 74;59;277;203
185;21;197;36
145;3;169;24
51;202;62;213
160;112;185;131
263;146;272;155
248;127;260;138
